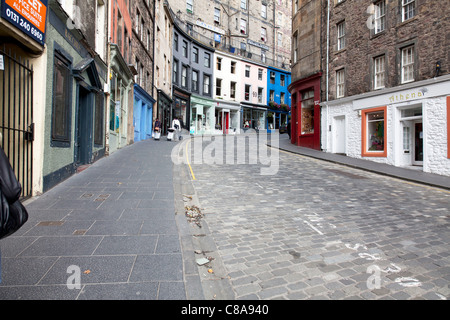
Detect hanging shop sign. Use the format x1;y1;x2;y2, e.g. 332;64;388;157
1;0;48;45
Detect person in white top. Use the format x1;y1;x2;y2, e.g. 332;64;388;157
172;117;181;141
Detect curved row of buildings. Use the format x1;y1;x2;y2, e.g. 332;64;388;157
0;0;292;197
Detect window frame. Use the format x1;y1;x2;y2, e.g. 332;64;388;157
402;0;415;22
192;69;199;92
337;21;345;51
336;69;345;98
244;84;251;101
374;0;386;34
361;106;387;157
203;73;211;96
401;45;415;84
373;55;386;90
181;64;188;88
204;52;211;68
245;65;250;78
51;51;72;146
192;47;199;63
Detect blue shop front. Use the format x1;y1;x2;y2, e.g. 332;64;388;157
133;84;156;142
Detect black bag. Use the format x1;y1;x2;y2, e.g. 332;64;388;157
0;190;28;239
0;147;28;239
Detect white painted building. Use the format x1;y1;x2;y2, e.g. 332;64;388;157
213;51;242;134
321;75;450;177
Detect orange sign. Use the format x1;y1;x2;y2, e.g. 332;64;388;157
5;0;47;33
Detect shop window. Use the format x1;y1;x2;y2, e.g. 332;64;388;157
52;52;72;144
361;106;387;157
403;126;410;153
301;90;314;135
94;93;104;146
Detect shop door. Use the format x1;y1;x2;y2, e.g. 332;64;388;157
223;111;229;134
75;86;93;165
413;122;423;165
334;116;346;154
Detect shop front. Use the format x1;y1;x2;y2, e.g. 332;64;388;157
109;44;134;154
215;100;241;134
157;88;174;135
172;88;189;131
241;103;267;132
190;95;215;135
321;75;450;176
288;73;322;150
133;84;155;142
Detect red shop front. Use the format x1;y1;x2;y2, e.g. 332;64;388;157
288;73;322;150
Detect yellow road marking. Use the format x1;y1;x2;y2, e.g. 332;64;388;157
186;139;196;180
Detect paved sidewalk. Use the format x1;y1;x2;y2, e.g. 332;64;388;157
0;138;202;300
272;134;450;190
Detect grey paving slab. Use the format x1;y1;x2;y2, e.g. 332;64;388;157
0;257;58;285
0;285;81;300
39;255;136;284
129;254;184;282
77;282;159;300
19;236;103;257
0;139;199;300
86;220;143;236
93;235;158;255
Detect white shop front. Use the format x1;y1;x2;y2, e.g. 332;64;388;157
321;75;450;176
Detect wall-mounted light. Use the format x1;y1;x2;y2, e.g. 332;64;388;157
435;61;441;77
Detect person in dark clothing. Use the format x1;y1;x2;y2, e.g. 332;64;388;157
287;120;291;139
0;146;28;239
154;118;161;132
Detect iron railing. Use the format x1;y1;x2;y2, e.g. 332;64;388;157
0;45;34;199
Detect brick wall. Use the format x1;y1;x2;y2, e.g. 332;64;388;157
323;0;450;101
131;0;155;95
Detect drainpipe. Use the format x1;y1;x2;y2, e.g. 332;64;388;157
326;0;330;103
325;0;331;152
105;0;112;156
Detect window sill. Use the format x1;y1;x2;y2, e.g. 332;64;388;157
397;16;418;29
362;151;387;158
370;30;386;40
335;48;346;55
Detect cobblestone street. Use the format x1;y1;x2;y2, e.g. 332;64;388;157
186;134;450;300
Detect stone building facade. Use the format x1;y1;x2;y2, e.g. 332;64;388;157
290;0;450;176
130;0;156;142
167;0;291;70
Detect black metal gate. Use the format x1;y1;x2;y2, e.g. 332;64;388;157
0;45;34;199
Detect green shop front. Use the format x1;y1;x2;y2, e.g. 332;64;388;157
190;95;215;135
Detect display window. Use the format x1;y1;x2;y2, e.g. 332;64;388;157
361;106;387;157
301;90;314;134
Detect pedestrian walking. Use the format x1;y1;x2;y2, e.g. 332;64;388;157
154;118;161;140
172;117;181;141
